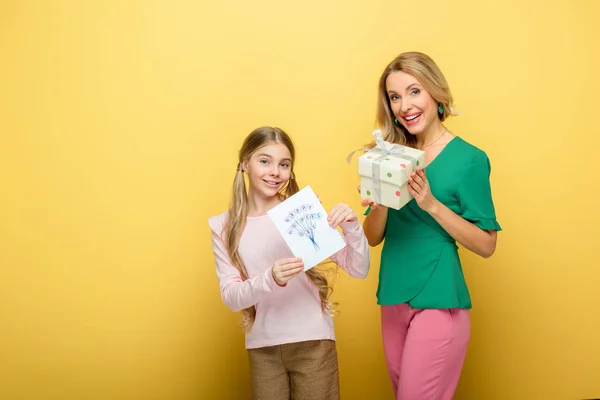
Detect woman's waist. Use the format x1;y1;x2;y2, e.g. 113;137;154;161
384;233;456;245
381;236;458;264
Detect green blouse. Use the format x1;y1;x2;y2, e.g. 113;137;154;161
376;136;501;309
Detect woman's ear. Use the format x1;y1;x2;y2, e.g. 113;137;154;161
241;160;248;172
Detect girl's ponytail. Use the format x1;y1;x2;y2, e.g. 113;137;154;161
224;164;255;331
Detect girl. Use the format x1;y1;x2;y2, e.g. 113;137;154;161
362;52;501;399
208;126;370;400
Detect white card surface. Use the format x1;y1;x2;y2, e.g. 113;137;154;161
267;186;347;270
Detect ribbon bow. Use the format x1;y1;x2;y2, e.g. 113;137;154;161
345;129;406;164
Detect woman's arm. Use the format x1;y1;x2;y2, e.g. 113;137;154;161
362;204;388;247
427;200;497;258
408;167;498;258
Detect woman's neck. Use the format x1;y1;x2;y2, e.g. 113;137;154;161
415;122;447;149
247;190;283;217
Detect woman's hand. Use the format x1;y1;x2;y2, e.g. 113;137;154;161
408;167;440;214
358;186;389;247
271;258;304;287
357;186;385;211
328;203;357;228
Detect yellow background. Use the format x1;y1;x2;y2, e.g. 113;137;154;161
1;1;599;399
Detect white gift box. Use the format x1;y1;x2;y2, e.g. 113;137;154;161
355;130;425;210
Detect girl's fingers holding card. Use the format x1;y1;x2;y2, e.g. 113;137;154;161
344;208;357;223
282;265;305;277
276;258;303;269
327;205;341;224
330;210;346;227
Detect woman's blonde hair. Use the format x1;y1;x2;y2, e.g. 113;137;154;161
224;126;335;332
375;51;458;148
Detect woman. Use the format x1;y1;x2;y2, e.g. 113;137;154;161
362;52;501;399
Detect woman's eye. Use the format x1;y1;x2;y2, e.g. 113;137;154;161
411;89;420;95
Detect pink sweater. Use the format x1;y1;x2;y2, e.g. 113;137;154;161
208;211;370;349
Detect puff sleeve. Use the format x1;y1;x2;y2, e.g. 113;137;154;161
456;150;502;231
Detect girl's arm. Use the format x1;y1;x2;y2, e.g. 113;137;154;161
327;204;370;278
211;228;285;312
329;220;370;278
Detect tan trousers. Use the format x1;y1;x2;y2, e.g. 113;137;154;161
247;339;340;400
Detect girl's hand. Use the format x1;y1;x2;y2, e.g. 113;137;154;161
272;258;304;287
408;167;439;213
358;186;384;211
328;203;357;228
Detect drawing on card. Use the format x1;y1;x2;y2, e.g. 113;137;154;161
267;186;347;271
284;204;323;251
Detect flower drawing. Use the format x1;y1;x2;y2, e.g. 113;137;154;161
285;203;323;251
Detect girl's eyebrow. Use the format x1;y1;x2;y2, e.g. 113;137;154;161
256;154;291;163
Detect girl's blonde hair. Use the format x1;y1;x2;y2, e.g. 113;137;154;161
375;51;458;148
224;126;335;332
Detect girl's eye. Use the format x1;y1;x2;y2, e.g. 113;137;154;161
260;159;268;164
281;163;290;168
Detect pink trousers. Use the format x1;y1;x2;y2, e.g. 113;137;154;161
381;304;470;400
